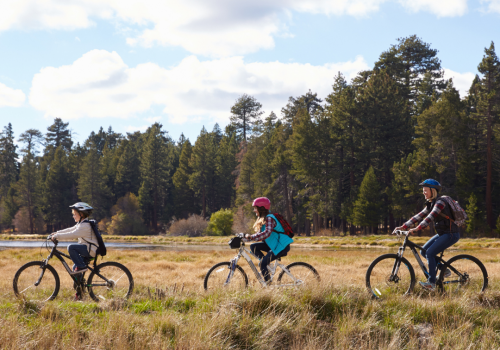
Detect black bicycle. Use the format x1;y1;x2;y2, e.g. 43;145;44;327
366;230;488;299
13;237;134;302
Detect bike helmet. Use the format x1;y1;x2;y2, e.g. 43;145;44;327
419;179;442;192
252;197;270;210
69;202;94;216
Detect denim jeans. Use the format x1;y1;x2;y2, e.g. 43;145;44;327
68;244;92;269
421;232;460;284
250;241;290;281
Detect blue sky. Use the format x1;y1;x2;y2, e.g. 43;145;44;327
0;0;499;147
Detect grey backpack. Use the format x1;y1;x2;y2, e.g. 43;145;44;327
439;196;468;227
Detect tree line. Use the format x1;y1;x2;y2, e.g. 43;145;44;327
1;35;499;236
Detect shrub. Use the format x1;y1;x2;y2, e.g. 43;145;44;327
206;209;234;236
169;214;208;237
100;193;149;235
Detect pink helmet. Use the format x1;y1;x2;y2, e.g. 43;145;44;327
252;197;271;210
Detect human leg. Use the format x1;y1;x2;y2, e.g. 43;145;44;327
260;245;291;281
68;244;91;270
424;233;460;284
250;242;270;260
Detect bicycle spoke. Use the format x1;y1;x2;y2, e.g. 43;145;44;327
366;254;415;299
13;262;59;302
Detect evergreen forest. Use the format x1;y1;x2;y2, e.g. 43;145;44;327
1;36;500;237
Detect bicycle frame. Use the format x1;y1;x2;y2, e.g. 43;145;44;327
395;233;463;286
227;242;298;287
39;241;110;289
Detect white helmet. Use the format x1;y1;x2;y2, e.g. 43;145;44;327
69;202;94;213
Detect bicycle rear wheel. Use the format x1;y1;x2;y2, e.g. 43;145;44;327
87;262;134;302
366;254;415;299
438;254;488;294
13;261;60;302
204;262;248;291
276;262;320;288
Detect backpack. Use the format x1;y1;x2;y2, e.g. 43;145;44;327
85;219;107;257
438;196;468;228
271;213;294;238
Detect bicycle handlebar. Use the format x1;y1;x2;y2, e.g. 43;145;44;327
394;230;409;236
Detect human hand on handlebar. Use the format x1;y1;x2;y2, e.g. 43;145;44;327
392;227;404;235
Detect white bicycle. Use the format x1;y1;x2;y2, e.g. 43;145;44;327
203;234;320;290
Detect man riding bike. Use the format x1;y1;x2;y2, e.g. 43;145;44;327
244;197;293;283
393;179;460;291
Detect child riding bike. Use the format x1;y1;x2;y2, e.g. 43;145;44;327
244;197;293;283
49;203;98;298
393;179;460;291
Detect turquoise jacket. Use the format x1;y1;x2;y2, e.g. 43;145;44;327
262;214;294;255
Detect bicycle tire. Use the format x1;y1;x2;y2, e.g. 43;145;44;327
276;262;320;287
87;262;134;302
204;262;248;291
437;254;488;294
366;253;415;299
13;261;60;302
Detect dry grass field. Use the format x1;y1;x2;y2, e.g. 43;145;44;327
2;239;500;349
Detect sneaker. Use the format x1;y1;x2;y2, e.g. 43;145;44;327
74;293;83;301
69;267;88;275
419;281;436;291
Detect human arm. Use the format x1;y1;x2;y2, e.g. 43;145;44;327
401;200;446;235
52;222;90;240
392;207;430;235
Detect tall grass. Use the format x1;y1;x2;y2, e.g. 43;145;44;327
2;246;500;349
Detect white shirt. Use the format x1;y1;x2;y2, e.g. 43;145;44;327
53;221;98;257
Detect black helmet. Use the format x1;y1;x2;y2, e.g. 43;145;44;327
419;179;442;192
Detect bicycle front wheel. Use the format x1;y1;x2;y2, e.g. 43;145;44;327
438;254;488;295
276;262;320;288
204;262;248;291
13;261;60;302
87;262;134;302
366;254;415;299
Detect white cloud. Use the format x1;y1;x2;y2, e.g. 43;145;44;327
0;82;26;107
443;68;476;97
398;0;468;17
481;0;500;13
29;50;369;124
1;0;471;57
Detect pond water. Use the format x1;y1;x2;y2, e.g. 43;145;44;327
0;240;386;252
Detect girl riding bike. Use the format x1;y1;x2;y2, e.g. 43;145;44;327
393;179;460;291
49;203;98;299
244;197;293;283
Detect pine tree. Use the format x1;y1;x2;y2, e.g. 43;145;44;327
352;167;382;234
0;123;18;198
230;94;264;141
16;129;44;234
77;146;111;221
172;139;198;218
215;133;238;209
476;42;500;230
45;118;73;154
1;186;18;230
43;146;72;230
189;127;216;217
138;123;173;230
374;35;446;115
115;140;141;198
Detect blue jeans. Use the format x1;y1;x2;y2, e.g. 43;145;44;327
68;244;92;269
250;242;290;281
421;232;460;284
